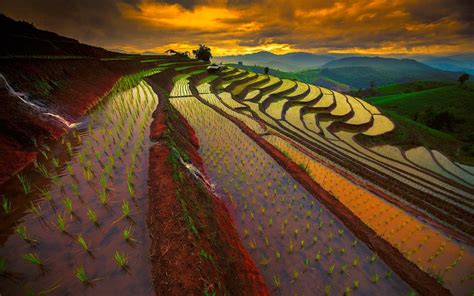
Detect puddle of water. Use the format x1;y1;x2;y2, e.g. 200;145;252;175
0;81;158;295
171;95;411;296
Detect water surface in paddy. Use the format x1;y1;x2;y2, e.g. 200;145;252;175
171;95;411;296
0;81;157;295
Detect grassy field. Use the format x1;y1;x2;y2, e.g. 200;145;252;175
363;81;474;165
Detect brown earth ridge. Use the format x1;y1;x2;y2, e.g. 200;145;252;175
145;73;269;295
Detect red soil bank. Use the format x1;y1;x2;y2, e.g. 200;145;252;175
146;79;268;295
193;90;452;296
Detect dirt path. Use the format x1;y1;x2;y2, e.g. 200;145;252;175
145;76;269;295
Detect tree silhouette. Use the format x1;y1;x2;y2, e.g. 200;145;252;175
193;44;212;62
165;49;189;58
458;73;469;86
264;67;269;74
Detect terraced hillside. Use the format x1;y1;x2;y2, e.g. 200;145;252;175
168;66;473;295
1;55;472;295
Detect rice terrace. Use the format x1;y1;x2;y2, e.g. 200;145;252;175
0;1;473;296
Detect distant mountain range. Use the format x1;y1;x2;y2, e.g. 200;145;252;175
229;55;463;90
213;51;337;71
214;51;473;77
319;57;461;88
421;54;474;75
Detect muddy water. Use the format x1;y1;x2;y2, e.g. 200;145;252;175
171;95;411;296
0;81;157;295
264;134;474;295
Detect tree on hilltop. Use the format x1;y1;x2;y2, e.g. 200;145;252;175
458;73;469;87
193;44;212;62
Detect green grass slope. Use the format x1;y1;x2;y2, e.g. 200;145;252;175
362;82;474;165
320;57;461;89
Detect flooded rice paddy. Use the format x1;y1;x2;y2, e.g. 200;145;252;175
0;81;158;295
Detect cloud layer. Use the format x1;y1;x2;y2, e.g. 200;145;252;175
1;0;472;56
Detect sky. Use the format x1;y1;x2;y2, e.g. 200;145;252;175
1;0;473;56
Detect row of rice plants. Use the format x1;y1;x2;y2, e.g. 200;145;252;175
262;134;474;295
170;95;412;296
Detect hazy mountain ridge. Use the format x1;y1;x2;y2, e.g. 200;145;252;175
213;51;336;71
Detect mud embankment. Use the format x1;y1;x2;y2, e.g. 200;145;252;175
145;76;268;295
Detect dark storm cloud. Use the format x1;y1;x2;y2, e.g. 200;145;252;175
0;0;472;55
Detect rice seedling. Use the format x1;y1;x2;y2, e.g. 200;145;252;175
123;226;136;242
304;258;310;270
98;190;108;205
114;251;128;269
66;141;73;156
52;157;60;168
17;173;32;194
57;214;66;232
122;200;130;217
77;234;90;253
50;175;62;187
288;239;294;254
352;239;358;247
273;275;281;289
40;150;49;160
315;251;322;262
324;285;331;296
341;264;348;273
2;195;11;214
127;182;135;197
275;250;281;260
291;269;299;283
87;208;99;226
353;280;359;289
66;162;74;175
344;287;352;295
15;224;38;244
0;257;6;275
249;239;257;250
370;253;377;263
28;201;42;217
35;163;50;178
37;187;53;201
99;174;108;189
63;197;73;214
370;273;380;284
22;253;42;266
75;265;88;284
83;168;94;181
71;182;80;197
328;264;336;275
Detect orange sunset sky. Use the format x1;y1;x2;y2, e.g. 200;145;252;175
1;0;472;56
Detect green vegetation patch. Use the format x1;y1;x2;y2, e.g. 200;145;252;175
359;81;474;164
